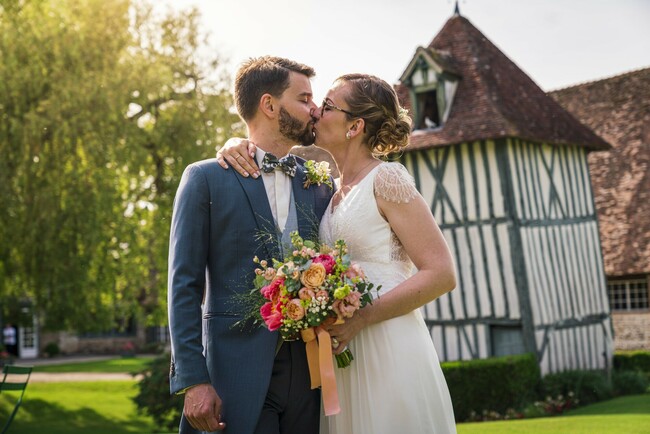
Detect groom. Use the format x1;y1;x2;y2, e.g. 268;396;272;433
168;56;334;434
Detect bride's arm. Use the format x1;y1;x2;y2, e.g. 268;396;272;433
216;138;260;178
366;193;456;318
327;166;456;353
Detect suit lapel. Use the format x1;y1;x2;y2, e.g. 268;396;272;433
234;172;280;260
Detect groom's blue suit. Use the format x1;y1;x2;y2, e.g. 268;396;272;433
168;157;333;434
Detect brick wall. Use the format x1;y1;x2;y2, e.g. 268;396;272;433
612;311;650;350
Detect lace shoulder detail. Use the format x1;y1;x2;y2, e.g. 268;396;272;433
373;162;418;204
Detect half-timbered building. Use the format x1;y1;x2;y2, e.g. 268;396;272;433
551;68;650;351
395;13;614;374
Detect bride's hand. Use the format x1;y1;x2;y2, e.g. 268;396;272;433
327;314;366;355
216;138;259;178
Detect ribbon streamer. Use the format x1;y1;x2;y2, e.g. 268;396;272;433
301;327;340;416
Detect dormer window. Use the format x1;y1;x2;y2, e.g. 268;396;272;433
399;47;459;131
416;89;440;129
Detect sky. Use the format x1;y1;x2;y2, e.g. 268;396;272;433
165;0;650;100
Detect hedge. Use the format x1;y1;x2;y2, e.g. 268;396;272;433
441;353;541;421
541;369;612;405
133;353;183;431
614;351;650;375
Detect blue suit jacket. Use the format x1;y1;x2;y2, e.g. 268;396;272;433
168;157;333;434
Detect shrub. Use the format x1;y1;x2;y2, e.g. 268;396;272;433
0;346;13;367
121;341;136;358
612;370;649;396
614;351;650;379
467;408;524;422
133;353;183;431
541;370;612;406
442;353;541;421
141;341;165;354
44;342;60;358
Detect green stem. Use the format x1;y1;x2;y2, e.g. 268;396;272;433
335;348;354;368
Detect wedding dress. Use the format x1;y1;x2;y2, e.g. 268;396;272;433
319;162;456;434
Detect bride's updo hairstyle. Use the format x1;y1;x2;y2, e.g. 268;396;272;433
337;74;412;157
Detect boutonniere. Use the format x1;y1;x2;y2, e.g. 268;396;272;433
303;160;333;189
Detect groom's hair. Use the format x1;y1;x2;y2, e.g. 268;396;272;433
234;56;315;121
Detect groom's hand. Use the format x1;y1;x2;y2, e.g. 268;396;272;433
184;383;226;432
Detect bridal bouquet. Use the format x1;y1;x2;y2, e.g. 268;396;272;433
251;232;378;369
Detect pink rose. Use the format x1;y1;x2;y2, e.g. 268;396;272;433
313;254;336;274
331;299;344;321
286;299;305;321
298;287;315;301
260;301;283;331
344;262;365;280
343;291;362;311
332;292;362;319
263;267;276;280
261;277;285;301
315;290;329;303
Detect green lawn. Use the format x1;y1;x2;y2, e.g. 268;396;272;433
35;356;155;374
0;381;160;434
1;377;648;434
457;394;650;434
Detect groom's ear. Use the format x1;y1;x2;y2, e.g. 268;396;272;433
259;94;277;119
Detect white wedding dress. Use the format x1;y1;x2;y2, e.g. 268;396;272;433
319;162;456;434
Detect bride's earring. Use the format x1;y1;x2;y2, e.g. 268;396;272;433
346;131;351;140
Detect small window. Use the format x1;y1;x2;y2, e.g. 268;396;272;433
491;325;525;357
416;90;440;130
607;277;649;311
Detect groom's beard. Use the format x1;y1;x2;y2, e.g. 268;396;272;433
279;107;315;146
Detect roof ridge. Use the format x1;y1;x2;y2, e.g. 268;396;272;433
549;66;650;93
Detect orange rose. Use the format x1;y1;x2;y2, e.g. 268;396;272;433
300;263;326;288
286;298;305;321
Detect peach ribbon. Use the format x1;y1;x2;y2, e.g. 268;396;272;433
301;327;340;416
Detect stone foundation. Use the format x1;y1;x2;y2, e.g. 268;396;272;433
39;327;146;356
612;311;650;350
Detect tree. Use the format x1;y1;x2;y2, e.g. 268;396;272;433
0;0;242;331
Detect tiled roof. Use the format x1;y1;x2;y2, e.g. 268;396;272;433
550;68;650;276
398;15;610;152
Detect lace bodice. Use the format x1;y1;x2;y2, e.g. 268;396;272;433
319;162;417;294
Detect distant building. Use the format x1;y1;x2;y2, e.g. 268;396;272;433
551;68;650;351
396;13;613;374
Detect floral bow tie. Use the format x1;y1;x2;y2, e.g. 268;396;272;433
261;153;297;177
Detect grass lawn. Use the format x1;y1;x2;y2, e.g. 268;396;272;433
457;394;650;434
0;381;160;434
35;356;155;374
1;375;647;434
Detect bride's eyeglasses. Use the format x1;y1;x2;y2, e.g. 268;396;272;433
320;99;358;118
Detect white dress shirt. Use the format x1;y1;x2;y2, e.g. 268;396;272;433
256;147;292;232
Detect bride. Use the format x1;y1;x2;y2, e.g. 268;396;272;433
219;73;457;434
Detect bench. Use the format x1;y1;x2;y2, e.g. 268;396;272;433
0;365;33;434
